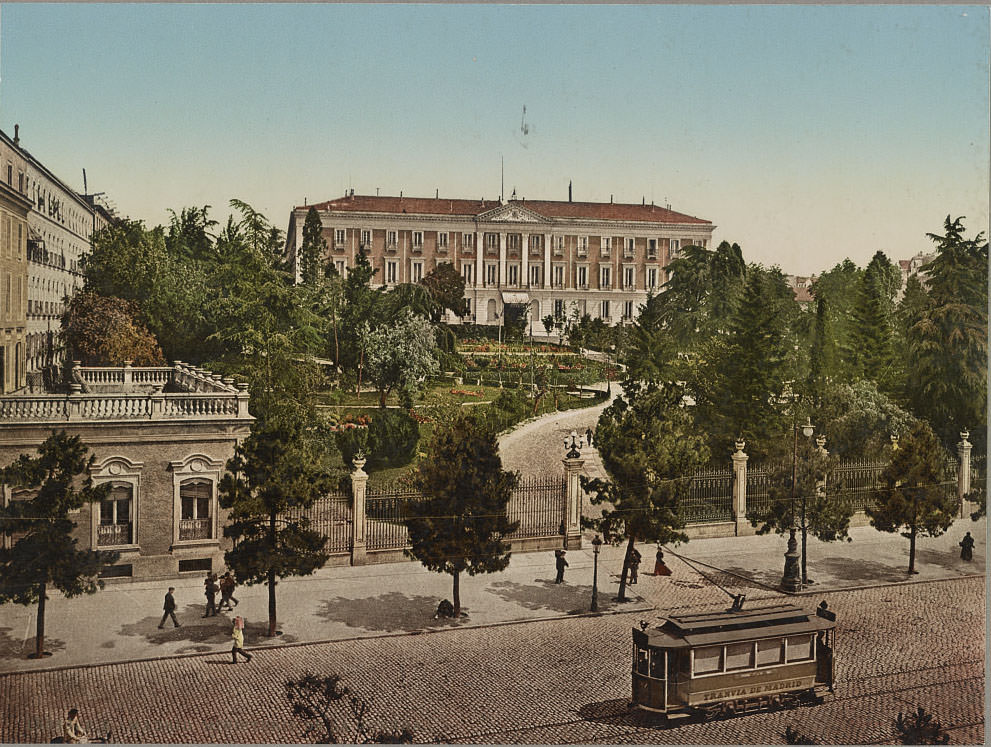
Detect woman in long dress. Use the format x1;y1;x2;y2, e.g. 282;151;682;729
653;547;671;576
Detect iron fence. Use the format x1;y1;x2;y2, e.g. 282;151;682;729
507;475;567;538
283;493;352;554
971;453;987;494
831;459;887;513
365;485;421;551
746;465;775;519
681;468;733;524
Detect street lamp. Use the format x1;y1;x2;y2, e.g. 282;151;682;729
564;430;584;459
591;534;602;612
781;417;815;593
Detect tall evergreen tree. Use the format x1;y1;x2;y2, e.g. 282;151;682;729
694;266;796;459
805;297;835;408
810;260;862;380
299;207;327;287
582;382;709;602
848;251;901;393
0;432;119;658
867;421;957;574
906;216;988;452
406;414;519;618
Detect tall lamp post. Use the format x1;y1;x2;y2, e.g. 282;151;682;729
781;417;815;593
591;534;602;612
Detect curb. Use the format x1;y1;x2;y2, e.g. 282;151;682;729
0;603;655;679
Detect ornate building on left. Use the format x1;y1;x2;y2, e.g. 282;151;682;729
0;361;253;579
0;125;116;393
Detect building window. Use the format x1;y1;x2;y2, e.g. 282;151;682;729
670;239;680;258
486;263;498;286
179;480;212;541
648;239;658;259
647;268;658;290
553;265;564;288
623;300;634;319
601;300;610;319
334;260;346;277
462;233;473;249
411;261;424;283
601;237;612;257
624;266;635;289
553;236;564;255
387;230;398;248
507;234;519;251
437;232;449;250
577;266;588;289
507;264;519;286
462;264;473;285
386;261;398;284
600;266;611;289
334;229;346;247
530;235;542;253
486;233;498;250
529;265;540;287
625;238;635;258
412;231;423;249
360;229;372;247
97;483;133;547
554;299;565;319
577;236;588;256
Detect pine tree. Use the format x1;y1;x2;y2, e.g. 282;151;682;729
0;432;120;658
582;382;709;602
406;414;519;617
805;297;835;408
300;207;327;287
848;251;900;392
906;216;988;453
867;421;957;574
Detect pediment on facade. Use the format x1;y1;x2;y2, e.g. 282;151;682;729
169;453;224;474
90;455;144;477
477;203;550;224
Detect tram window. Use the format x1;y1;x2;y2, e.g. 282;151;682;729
725;641;754;671
636;646;650;675
649;649;664;679
693;645;723;675
786;634;814;662
756;638;784;667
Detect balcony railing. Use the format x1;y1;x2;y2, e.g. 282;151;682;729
179;518;212;541
97;523;133;546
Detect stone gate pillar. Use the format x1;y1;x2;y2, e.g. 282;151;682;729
732;439;751;536
350;455;368;566
957;430;972;518
562;432;585;550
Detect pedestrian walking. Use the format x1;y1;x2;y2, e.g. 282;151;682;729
628;547;642;584
219;572;239;611
653;547;672;576
554;549;569;583
960;531;975;561
158;587;180;629
585;427;593;446
62;707;110;744
203;573;219;617
231;616;252;664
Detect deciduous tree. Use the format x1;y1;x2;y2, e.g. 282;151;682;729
363;310;439;407
61;291;165;366
420;262;467;321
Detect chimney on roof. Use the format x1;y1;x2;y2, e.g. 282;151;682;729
568;181;572;203
13;124;19;146
666;203;672;210
304;197;307;206
376;187;380;196
436;188;439;199
610;194;613;204
642;196;645;206
400;190;403;199
350;189;354;198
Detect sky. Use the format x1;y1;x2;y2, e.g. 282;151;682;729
0;3;987;276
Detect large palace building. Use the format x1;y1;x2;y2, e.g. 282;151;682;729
286;192;714;325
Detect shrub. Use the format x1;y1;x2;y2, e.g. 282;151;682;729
367;409;420;468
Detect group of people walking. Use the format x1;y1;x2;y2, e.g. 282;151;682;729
157;571;250;665
553;544;671;584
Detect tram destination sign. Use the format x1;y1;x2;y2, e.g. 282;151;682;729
696;676;815;702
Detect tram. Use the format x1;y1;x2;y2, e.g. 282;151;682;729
631;601;836;720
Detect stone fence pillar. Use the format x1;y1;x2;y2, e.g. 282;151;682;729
562;433;585;550
350;456;368;565
957;430;972;518
731;440;751;536
123;360;133;387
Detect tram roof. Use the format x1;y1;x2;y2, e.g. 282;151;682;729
635;604;835;649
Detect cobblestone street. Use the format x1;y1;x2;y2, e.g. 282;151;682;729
1;574;982;744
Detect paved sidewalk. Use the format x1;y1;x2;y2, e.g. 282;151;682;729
0;515;981;675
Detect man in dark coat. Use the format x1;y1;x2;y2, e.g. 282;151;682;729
159;587;180;628
203;573;219;617
960;531;975;561
555;550;569;583
628;547;642;584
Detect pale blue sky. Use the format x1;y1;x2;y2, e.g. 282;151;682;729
1;4;987;275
